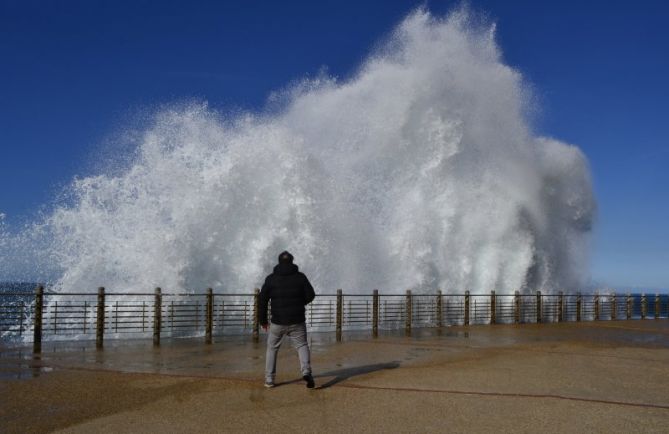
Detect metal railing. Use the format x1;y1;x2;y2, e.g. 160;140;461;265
1;286;667;353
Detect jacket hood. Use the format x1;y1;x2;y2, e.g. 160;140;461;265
274;263;299;276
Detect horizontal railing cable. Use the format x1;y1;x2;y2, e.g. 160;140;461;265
1;288;667;354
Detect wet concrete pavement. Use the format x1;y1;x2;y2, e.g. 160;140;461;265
1;320;669;433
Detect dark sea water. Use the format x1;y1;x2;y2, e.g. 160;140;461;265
0;283;37;342
0;282;36;302
0;282;37;292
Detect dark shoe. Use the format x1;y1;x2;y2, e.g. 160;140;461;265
303;374;315;389
264;381;275;388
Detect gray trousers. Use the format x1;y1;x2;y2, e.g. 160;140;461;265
265;322;311;382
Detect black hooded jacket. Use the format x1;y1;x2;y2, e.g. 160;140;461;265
259;263;315;326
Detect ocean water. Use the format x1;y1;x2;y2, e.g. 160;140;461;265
0;7;595;297
0;283;35;302
0;283;35;342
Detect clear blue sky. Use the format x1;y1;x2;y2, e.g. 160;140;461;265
1;0;667;289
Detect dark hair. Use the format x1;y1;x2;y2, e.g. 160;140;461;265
278;251;294;264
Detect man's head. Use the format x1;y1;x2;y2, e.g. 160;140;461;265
278;251;294;264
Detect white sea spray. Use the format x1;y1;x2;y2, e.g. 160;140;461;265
0;8;595;295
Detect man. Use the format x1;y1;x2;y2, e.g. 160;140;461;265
259;250;316;389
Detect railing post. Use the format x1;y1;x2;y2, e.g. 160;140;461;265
655;294;660;319
252;288;260;343
558;291;564;322
536;290;542;323
195;300;200;330
405;290;412;337
20;301;25;337
576;292;582;322
221;299;226;332
141;301;146;332
96;287;105;350
206;288;213;344
514;291;520;324
153;287;161;347
169;300;174;332
83;301;88;334
611;293;617;320
53;301;58;334
33;285;44;354
594;292;600;321
626;293;632;320
436;290;443;328
464;291;470;326
641;293;647;319
372;290;379;338
490;291;496;325
336;289;343;342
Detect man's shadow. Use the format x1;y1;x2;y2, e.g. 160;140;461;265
276;362;400;389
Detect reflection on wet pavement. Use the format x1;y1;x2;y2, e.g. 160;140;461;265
1;320;668;381
0;350;53;380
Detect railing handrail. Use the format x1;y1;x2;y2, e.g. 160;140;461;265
2;290;660;297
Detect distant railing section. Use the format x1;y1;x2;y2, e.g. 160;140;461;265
1;286;667;353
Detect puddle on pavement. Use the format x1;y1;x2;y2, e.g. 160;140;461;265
0;349;56;380
2;321;667;381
